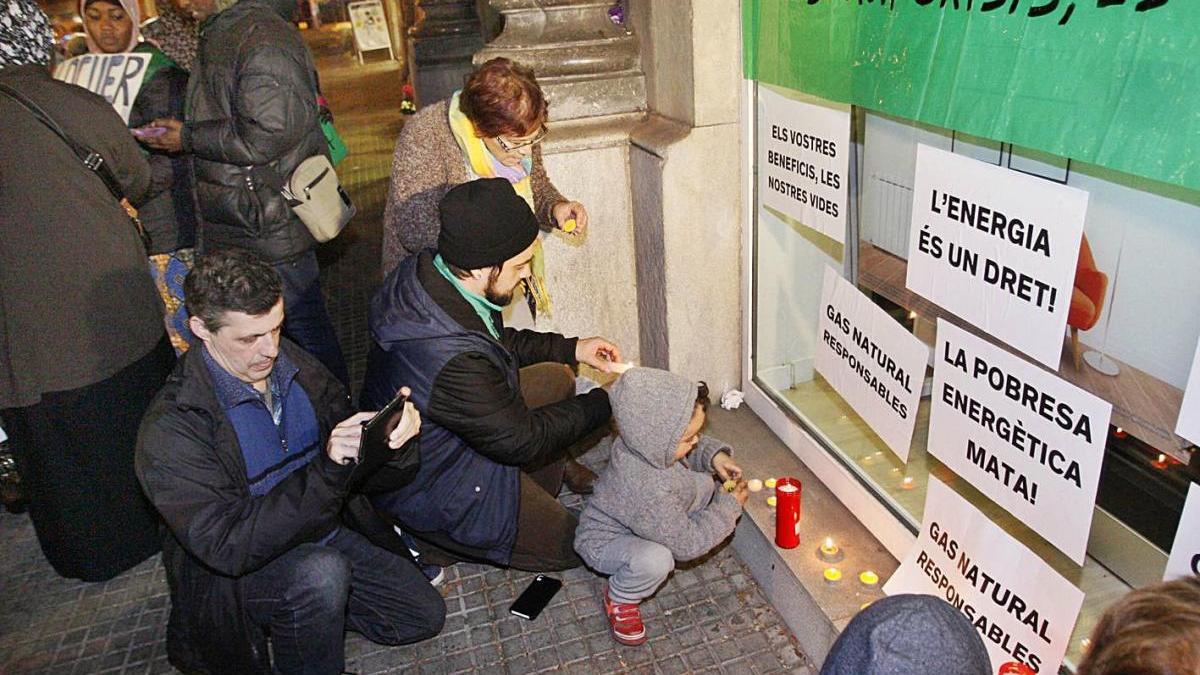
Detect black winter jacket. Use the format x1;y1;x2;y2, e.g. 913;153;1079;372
128;45;196;255
361;252;611;563
182;0;327;263
136;340;416;673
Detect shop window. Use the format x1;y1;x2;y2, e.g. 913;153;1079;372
752;82;1200;605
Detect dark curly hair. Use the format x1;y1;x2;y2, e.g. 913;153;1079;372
184;249;282;331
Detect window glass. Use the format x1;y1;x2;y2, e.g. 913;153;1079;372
752;84;1200;662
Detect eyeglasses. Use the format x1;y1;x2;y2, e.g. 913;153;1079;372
495;127;548;152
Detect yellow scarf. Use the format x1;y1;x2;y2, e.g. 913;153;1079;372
448;92;551;317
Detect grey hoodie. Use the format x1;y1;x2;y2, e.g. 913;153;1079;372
575;368;743;563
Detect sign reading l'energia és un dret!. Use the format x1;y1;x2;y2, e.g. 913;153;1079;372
1174;335;1200;448
929;320;1111;565
54;53;152;123
906;145;1088;369
815;265;929;462
756;86;850;244
884;477;1085;675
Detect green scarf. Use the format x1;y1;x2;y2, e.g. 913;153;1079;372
433;254;503;340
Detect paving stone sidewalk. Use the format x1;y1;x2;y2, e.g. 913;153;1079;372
0;31;810;674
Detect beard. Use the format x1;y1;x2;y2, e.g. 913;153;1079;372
484;276;524;307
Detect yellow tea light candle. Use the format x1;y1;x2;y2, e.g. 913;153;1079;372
562;218;578;233
859;570;880;587
722;479;737;493
764;478;777;489
747;479;763;492
766;496;777;507
817;536;844;563
823;567;842;583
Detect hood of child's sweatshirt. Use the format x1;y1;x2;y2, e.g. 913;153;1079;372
610;367;698;469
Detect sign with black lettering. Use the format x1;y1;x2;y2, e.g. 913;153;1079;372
757;86;849;244
815;265;930;462
930;320;1110;564
54;53;152;123
884;477;1084;675
1165;482;1200;582
905;144;1088;368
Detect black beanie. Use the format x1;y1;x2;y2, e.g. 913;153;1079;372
438;178;539;270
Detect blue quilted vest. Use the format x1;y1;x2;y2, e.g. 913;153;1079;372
361;253;520;565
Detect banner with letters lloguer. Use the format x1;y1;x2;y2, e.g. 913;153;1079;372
757;86;850;244
815;265;930;462
930;319;1111;564
905;144;1088;369
884;476;1084;675
54;53;152;123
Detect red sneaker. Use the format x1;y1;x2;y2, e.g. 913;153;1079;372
603;585;647;646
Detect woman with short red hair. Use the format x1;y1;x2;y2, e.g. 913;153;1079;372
381;58;588;317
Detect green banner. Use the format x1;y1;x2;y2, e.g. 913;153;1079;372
743;0;1199;191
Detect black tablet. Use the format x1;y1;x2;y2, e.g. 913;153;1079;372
349;391;409;490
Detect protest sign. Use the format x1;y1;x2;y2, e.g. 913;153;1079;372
815;265;929;462
929;319;1110;564
757;86;850;244
54;53;152;123
905;144;1088;368
1174;337;1200;447
884;477;1084;674
1164;482;1200;582
348;0;391;52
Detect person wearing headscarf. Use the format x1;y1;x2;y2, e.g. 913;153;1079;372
81;0;197;354
0;0;174;581
139;1;199;72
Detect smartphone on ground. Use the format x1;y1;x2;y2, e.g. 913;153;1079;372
509;574;562;620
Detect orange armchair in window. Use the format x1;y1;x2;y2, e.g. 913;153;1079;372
1068;235;1108;370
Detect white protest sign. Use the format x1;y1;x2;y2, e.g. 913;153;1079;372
884;477;1084;674
1164;482;1200;581
348;0;391;52
757;87;850;244
930;319;1110;564
905;144;1088;369
815;265;930;462
1174;337;1200;447
54;53;152;123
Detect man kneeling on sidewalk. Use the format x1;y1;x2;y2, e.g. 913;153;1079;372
361;178;618;574
137;250;445;674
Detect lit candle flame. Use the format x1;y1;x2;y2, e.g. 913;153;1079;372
824;537;834;550
1158;453;1167;463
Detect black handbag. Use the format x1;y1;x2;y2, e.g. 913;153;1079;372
0;82;151;251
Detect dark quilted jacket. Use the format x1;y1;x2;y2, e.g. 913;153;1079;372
182;0;327;263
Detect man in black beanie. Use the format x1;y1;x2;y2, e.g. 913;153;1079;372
361;178;620;575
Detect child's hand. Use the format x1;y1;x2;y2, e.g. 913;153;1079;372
712;451;742;481
732;479;750;506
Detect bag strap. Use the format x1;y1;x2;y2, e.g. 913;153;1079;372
0;82;151;251
0;82;128;203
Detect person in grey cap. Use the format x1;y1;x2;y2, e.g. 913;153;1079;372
820;594;991;675
361;178;619;577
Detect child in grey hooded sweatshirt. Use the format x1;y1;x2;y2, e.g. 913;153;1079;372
575;368;748;646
